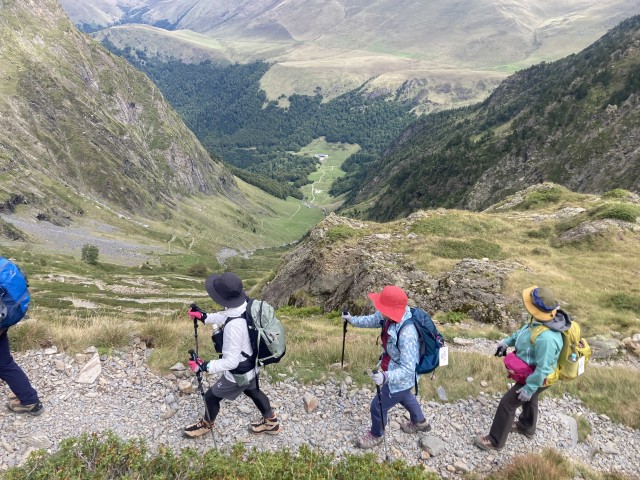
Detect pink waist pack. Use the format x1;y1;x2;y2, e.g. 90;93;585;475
503;352;535;384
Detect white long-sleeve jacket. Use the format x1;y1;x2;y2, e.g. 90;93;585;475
204;301;257;383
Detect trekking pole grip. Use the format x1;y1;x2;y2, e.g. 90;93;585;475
372;368;382;393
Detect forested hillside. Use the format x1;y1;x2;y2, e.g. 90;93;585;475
104;44;415;198
338;15;640;220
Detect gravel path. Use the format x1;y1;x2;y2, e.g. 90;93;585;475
1;342;639;478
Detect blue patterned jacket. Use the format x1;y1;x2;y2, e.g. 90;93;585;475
350;306;419;394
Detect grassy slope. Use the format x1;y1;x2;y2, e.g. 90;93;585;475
297;138;360;210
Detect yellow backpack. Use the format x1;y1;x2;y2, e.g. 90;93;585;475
530;317;591;386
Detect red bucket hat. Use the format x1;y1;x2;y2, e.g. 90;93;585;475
367;286;408;322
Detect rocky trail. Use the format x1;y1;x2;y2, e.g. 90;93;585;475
1;340;638;478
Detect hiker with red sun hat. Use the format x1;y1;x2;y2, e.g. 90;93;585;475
342;285;431;449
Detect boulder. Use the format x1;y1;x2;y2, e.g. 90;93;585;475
587;335;622;359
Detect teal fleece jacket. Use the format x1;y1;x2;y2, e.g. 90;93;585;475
503;311;571;395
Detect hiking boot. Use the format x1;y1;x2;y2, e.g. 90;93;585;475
473;435;501;451
248;416;281;435
401;419;432;434
511;421;535;439
355;431;383;449
6;399;43;416
183;418;213;439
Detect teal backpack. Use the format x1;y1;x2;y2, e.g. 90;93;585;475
0;257;31;329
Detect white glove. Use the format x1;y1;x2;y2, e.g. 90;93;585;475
371;370;387;386
342;312;353;324
516;388;533;402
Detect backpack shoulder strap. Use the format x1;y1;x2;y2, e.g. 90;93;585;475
530;324;549;344
396;318;416;339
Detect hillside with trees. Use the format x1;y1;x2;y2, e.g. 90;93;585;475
103;45;415;198
337;15;640;220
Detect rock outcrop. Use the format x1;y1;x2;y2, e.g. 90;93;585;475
262;213;524;326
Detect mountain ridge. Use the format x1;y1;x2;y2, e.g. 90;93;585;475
60;0;640;112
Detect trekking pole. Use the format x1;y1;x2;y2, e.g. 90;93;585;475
188;348;217;449
339;309;348;396
372;368;391;461
189;307;217;448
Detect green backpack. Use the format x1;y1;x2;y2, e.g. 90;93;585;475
245;299;286;367
530;313;591;385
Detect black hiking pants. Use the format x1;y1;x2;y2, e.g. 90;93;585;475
488;382;547;448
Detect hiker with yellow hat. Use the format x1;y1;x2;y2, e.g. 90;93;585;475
342;285;431;449
473;286;571;451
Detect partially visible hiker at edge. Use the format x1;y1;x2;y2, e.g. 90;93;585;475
342;285;431;449
1;257;43;416
473;286;570;451
0;328;43;416
183;272;280;438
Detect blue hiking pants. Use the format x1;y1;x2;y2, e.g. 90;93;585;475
0;330;39;405
370;383;426;437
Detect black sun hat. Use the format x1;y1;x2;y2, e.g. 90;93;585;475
205;272;246;308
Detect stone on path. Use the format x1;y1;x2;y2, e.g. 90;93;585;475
23;435;52;450
76;354;102;384
557;413;578;447
437;386;448;401
303;393;318;413
177;380;194;394
419;435;445;456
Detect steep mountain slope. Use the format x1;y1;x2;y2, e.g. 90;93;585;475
61;0;640;110
0;0;238;222
340;15;640;220
0;0;324;263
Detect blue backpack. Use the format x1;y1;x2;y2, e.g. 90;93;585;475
0;257;31;329
397;307;445;392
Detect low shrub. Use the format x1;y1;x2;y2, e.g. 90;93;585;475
187;263;208;276
326;225;357;242
431;239;504;259
514;186;571;210
485;448;573;480
589;203;640;223
605;293;640;312
602;188;631;200
574;414;591;443
440;311;468;324
3;432;434;480
526;226;553;238
81;244;99;265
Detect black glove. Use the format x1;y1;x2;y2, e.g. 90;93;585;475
189;304;207;322
495;340;508;357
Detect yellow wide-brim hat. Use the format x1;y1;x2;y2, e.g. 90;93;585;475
522;286;558;322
